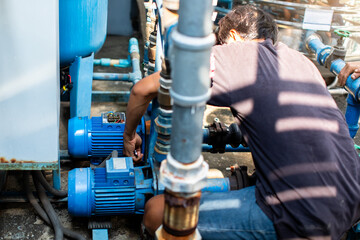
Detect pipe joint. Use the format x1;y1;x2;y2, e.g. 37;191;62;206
305;33;322;52
129;38;140;55
155;117;172;135
160;76;172;90
155;225;201;240
172;30;215;51
160;154;209;193
158;109;173;123
170;88;211;107
129;71;142;84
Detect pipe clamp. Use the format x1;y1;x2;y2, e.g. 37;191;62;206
172;30;215;51
170;88;211;107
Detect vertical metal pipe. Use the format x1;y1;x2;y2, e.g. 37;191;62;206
177;0;213;38
158;0;215;239
170;0;214;164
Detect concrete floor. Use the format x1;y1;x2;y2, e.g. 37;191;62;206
0;34;357;240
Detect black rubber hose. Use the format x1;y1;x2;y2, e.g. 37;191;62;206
32;171;67;198
24;172;86;240
24;172;51;223
32;172;64;240
62;227;86;240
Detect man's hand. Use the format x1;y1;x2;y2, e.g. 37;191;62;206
122;72;160;163
123;133;144;162
338;61;360;86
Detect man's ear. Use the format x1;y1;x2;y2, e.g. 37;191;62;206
229;29;244;42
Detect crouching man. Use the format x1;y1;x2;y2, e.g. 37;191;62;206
124;5;360;240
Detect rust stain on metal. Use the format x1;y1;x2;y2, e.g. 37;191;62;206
0;157;39;164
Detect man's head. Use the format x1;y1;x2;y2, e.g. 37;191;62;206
216;5;278;45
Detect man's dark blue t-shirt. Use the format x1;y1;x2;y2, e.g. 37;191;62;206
208;39;360;239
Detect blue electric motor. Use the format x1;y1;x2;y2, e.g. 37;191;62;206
68;112;146;159
68;157;153;216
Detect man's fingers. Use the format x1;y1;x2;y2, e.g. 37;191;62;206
338;65;351;86
352;72;360;80
339;63;360;86
133;153;144;163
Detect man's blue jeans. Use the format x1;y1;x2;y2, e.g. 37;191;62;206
197;186;277;240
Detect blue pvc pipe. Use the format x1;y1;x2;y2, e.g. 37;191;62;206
329;58;346;75
202;178;230;192
129;38;142;84
308;39;360;101
93;72;131;81
93;38;142;84
328;58;360;138
203;128;209;143
307;37;360;138
307;38;331;65
330;59;360;102
94;58;131;68
345;95;360;138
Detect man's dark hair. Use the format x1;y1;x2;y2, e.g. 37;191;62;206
216;5;278;45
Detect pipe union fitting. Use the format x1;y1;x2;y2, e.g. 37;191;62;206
160;154;209;193
305;33;322;53
170;88;211;107
172;30;215;51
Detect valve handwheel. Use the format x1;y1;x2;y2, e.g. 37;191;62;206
334;29;350;38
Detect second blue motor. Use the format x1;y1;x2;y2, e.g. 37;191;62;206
68;112;146;159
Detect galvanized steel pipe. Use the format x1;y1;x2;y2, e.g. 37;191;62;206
170;0;215;164
158;0;215;238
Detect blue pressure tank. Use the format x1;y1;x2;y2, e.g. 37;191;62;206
68;112;146;159
59;0;108;66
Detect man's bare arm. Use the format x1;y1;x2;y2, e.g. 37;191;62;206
123;72;161;161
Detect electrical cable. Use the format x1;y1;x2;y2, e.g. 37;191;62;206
24;172;51;222
32;172;64;240
32;171;67;198
24;172;86;240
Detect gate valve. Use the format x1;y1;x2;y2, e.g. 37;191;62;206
324;29;350;69
205;118;243;153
